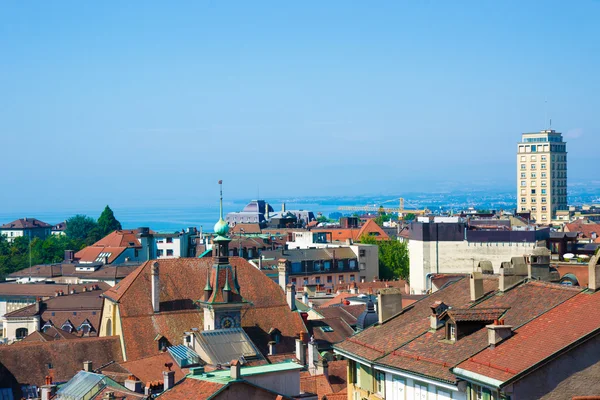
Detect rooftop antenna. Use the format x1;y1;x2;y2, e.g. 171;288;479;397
218;180;224;220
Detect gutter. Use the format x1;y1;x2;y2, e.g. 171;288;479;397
452;367;503;389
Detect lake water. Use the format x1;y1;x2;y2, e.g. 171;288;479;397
0;200;342;233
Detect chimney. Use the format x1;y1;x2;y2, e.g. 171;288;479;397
83;361;93;372
377;288;403;324
265;203;270;219
41;376;57;400
278;259;288;291
295;338;306;365
282;202;286;213
588;253;600;291
316;358;328;378
268;341;276;355
152;262;160;313
470;272;484;301
163;370;175;390
124;375;143;393
230;360;241;380
104;255;109;265
307;341;319;374
35;298;42;314
302;291;309;305
487;320;513;348
429;301;448;330
349;283;358;294
286;284;297;311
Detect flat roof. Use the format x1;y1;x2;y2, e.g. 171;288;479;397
189;361;303;384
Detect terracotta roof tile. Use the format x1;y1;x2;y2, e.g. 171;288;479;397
309;317;355;346
118;352;187;385
0;336;123;395
456;290;600;383
106;257;307;361
565;222;600;239
336;276;584;384
158;378;225;400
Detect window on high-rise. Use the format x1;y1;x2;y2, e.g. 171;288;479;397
531;164;536;169
521;198;526;203
521;164;526;170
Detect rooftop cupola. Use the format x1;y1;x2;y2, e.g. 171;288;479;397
198;180;250;331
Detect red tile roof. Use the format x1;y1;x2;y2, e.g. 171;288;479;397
565;221;600;240
104;257;307;361
312;219;390;243
0;336;123;393
158;378;225;399
0;218;51;229
94;230;142;248
335;277;583;383
455;290;600;384
300;360;347;399
118;352;187;385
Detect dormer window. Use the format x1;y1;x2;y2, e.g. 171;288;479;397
449;324;456;341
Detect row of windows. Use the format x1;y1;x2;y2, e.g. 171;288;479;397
518;143;566;152
291;274;357;286
157;249;174;257
520;154;566;162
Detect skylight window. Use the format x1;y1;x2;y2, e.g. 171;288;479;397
321;326;334;333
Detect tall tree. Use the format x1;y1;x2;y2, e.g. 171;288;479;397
359;235;409;280
65;214;98;241
97;205;122;237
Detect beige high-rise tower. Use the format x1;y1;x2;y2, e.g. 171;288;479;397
517;129;567;223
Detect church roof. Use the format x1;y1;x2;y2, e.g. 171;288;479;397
103;257;307;362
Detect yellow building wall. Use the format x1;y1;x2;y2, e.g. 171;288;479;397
99;298;127;360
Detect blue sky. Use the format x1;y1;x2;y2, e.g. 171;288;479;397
1;1;598;211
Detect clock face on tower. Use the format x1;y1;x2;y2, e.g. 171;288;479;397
221;315;235;329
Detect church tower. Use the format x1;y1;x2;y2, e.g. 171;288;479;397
198;180;249;331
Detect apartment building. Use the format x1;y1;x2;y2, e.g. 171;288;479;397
517;129;568;223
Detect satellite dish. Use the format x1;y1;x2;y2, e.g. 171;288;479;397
563;253;575;259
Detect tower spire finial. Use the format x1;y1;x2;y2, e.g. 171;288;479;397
214;180;229;237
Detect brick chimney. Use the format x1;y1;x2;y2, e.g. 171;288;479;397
41;376;57;400
230;359;241;380
377;287;403;324
469;272;484;301
124;375;143;393
152;262;160;313
268;341;276;355
487;320;513;348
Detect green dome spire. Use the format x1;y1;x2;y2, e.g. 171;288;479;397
214;180;229;237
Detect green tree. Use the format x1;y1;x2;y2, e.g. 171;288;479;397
65;214;98;241
97;205;122;237
359;235;409;280
374;213;391;226
403;213;416;221
316;215;329;223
